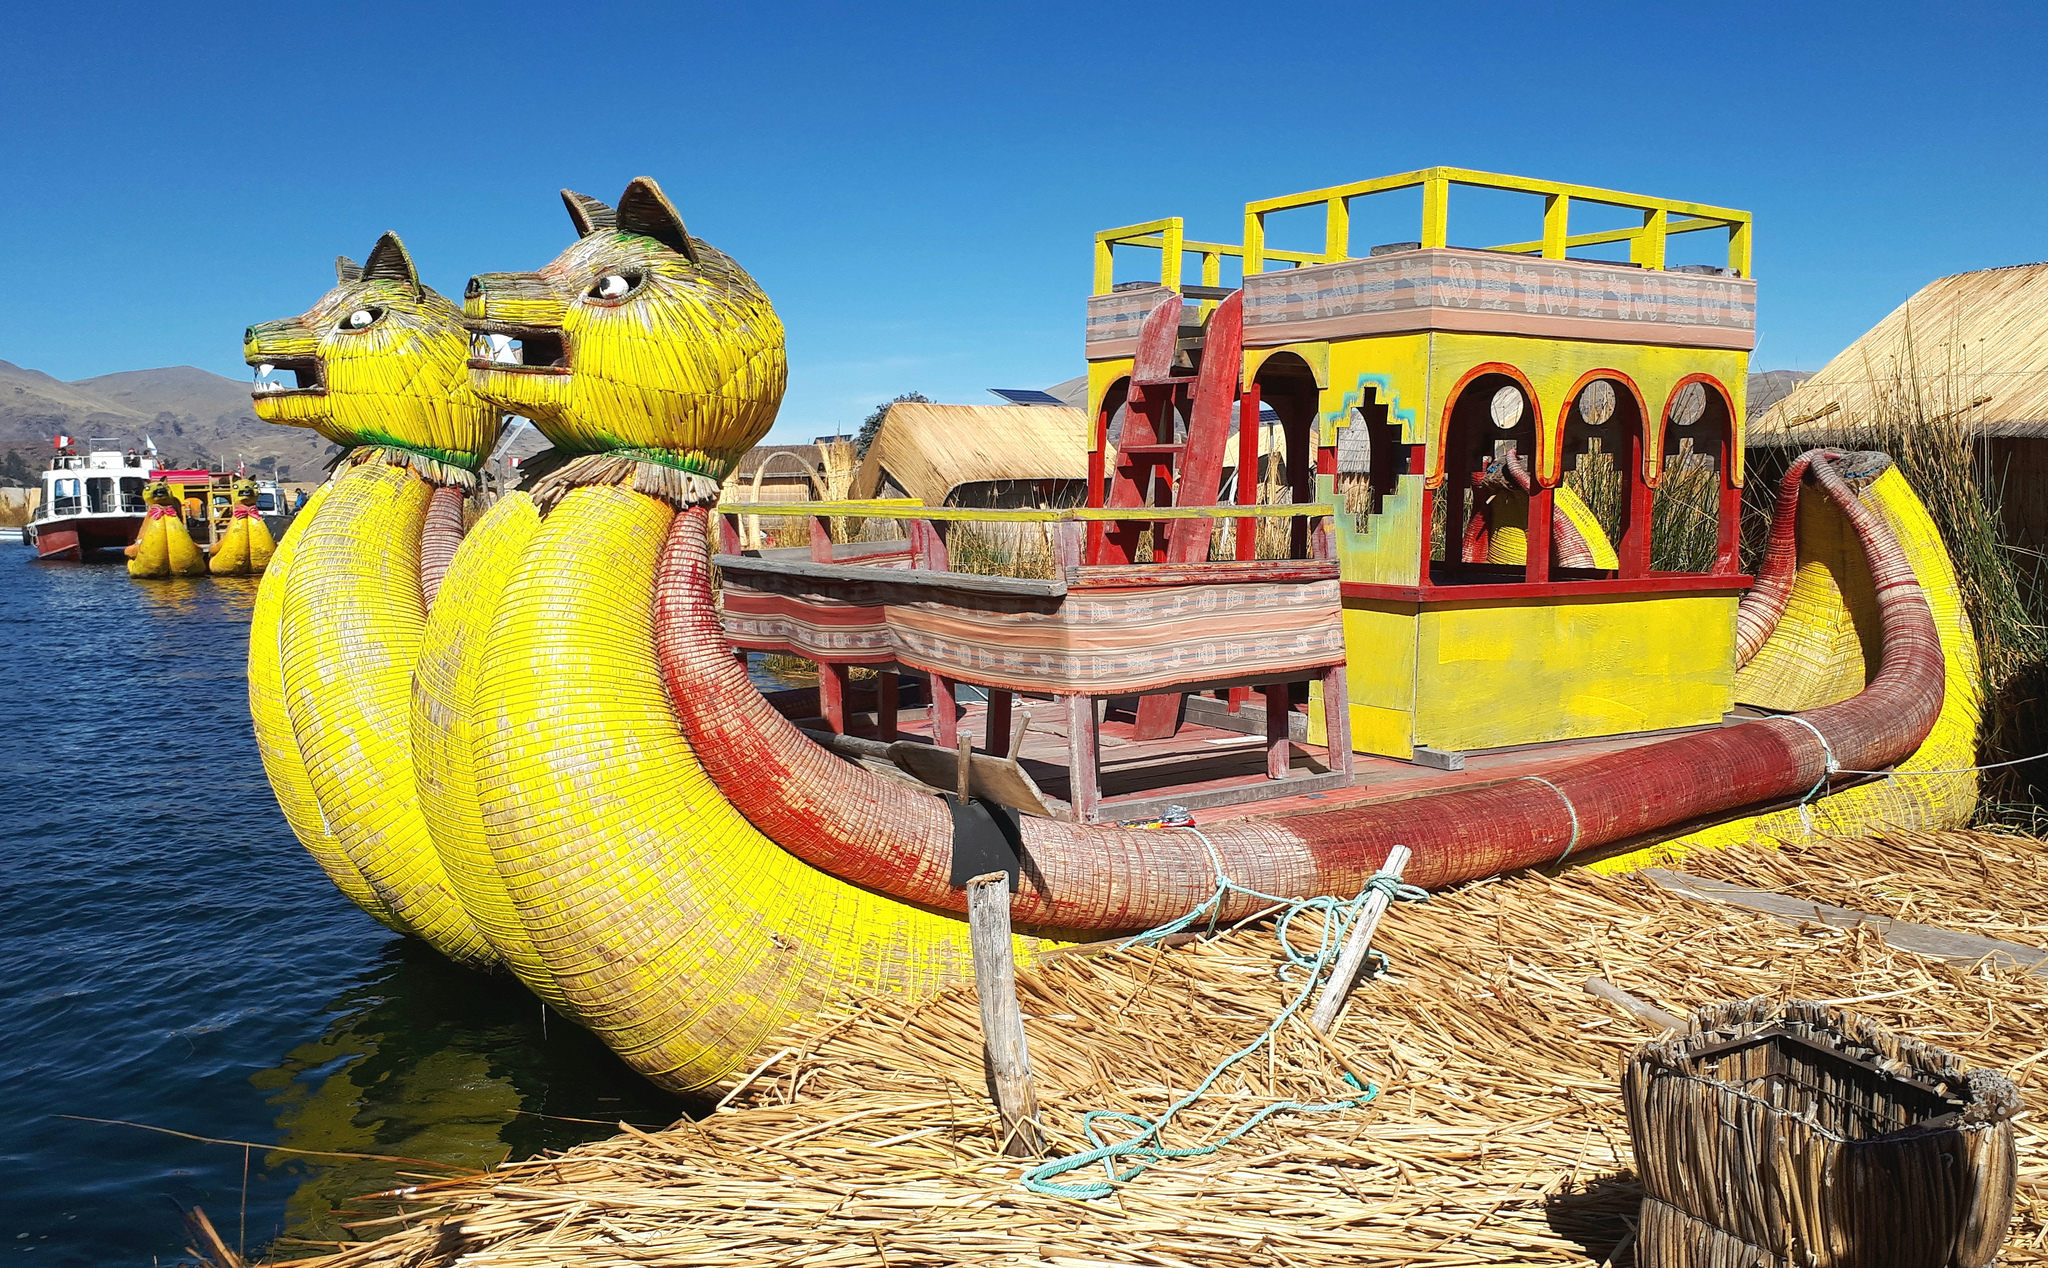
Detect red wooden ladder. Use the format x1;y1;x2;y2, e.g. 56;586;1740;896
1088;290;1247;740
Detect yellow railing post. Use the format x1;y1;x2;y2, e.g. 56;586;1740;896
1631;208;1668;270
1106;170;1750;294
1324;195;1350;261
1420;177;1450;249
1541;194;1569;260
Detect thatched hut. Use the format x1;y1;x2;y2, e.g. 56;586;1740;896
849;402;1091;510
1751;261;2048;546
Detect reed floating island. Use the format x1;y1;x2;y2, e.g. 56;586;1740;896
201;828;2047;1267
246;168;1985;1102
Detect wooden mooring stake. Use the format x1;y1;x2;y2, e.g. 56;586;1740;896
966;871;1045;1157
1310;844;1411;1034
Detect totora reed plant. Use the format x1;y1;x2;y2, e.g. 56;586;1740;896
1750;340;2048;822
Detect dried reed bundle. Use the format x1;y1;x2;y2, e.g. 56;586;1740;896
517;448;724;512
261;827;2048;1268
335;445;482;492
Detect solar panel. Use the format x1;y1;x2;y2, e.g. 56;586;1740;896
987;388;1067;406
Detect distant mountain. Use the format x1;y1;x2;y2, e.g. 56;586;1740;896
0;360;549;484
1747;370;1816;421
0;360;334;481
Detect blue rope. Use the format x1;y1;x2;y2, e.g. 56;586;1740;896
1020;845;1428;1200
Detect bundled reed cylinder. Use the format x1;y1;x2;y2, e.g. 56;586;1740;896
1623;997;2019;1268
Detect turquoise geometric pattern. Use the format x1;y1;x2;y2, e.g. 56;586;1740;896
1325;371;1422;445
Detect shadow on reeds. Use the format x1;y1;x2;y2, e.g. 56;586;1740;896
1543;1170;1642;1265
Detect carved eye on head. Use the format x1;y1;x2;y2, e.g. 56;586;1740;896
340;306;384;332
586;271;641;302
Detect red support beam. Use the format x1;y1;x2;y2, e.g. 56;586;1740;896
1321;665;1354;779
929;672;958;750
1714;434;1743;574
1236;383;1261;563
986;688;1013;757
820;664;849;735
1525;486;1554;584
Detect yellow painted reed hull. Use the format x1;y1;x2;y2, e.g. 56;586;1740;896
279;462;494;965
411;492;562;1004
128;515;208;577
210;514;276;575
472;485;1028;1093
250;482;409;932
1593;465;1980;872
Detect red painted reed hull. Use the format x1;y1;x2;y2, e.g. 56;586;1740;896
653;451;1942;934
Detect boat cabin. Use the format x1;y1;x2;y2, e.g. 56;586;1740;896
715;168;1759;820
27;444;157;559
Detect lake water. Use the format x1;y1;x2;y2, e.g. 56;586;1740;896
0;552;713;1265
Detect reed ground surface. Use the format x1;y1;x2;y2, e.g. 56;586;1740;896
259;827;2048;1268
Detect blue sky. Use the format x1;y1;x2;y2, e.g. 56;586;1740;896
1;1;2042;442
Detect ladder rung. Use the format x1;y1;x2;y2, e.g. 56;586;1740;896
1117;444;1186;455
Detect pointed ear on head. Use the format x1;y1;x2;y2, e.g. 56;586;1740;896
615;177;696;262
360;232;422;296
335;255;363;284
561;189;617;237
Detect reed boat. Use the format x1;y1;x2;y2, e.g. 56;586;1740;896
251;171;1980;1094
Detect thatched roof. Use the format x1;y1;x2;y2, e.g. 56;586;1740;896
849;403;1090;505
1752;261;2048;443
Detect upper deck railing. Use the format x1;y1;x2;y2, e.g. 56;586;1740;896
1093;167;1753;295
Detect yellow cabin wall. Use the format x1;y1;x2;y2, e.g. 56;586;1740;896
1411;593;1737;752
1321;592;1738;759
1095;321;1754;760
1313;600;1421;758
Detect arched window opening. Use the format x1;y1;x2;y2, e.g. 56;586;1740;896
1559;377;1646;578
1431;371;1537;578
1250;354;1320;560
1651;379;1739;574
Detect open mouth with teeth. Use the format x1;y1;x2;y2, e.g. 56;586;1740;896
251;355;327;398
466;323;572;375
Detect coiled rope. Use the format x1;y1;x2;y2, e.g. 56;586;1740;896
1020;845;1428;1200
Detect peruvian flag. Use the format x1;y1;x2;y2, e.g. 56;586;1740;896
53;434;71;449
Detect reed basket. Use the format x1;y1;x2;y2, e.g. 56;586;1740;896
1624;997;2020;1268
